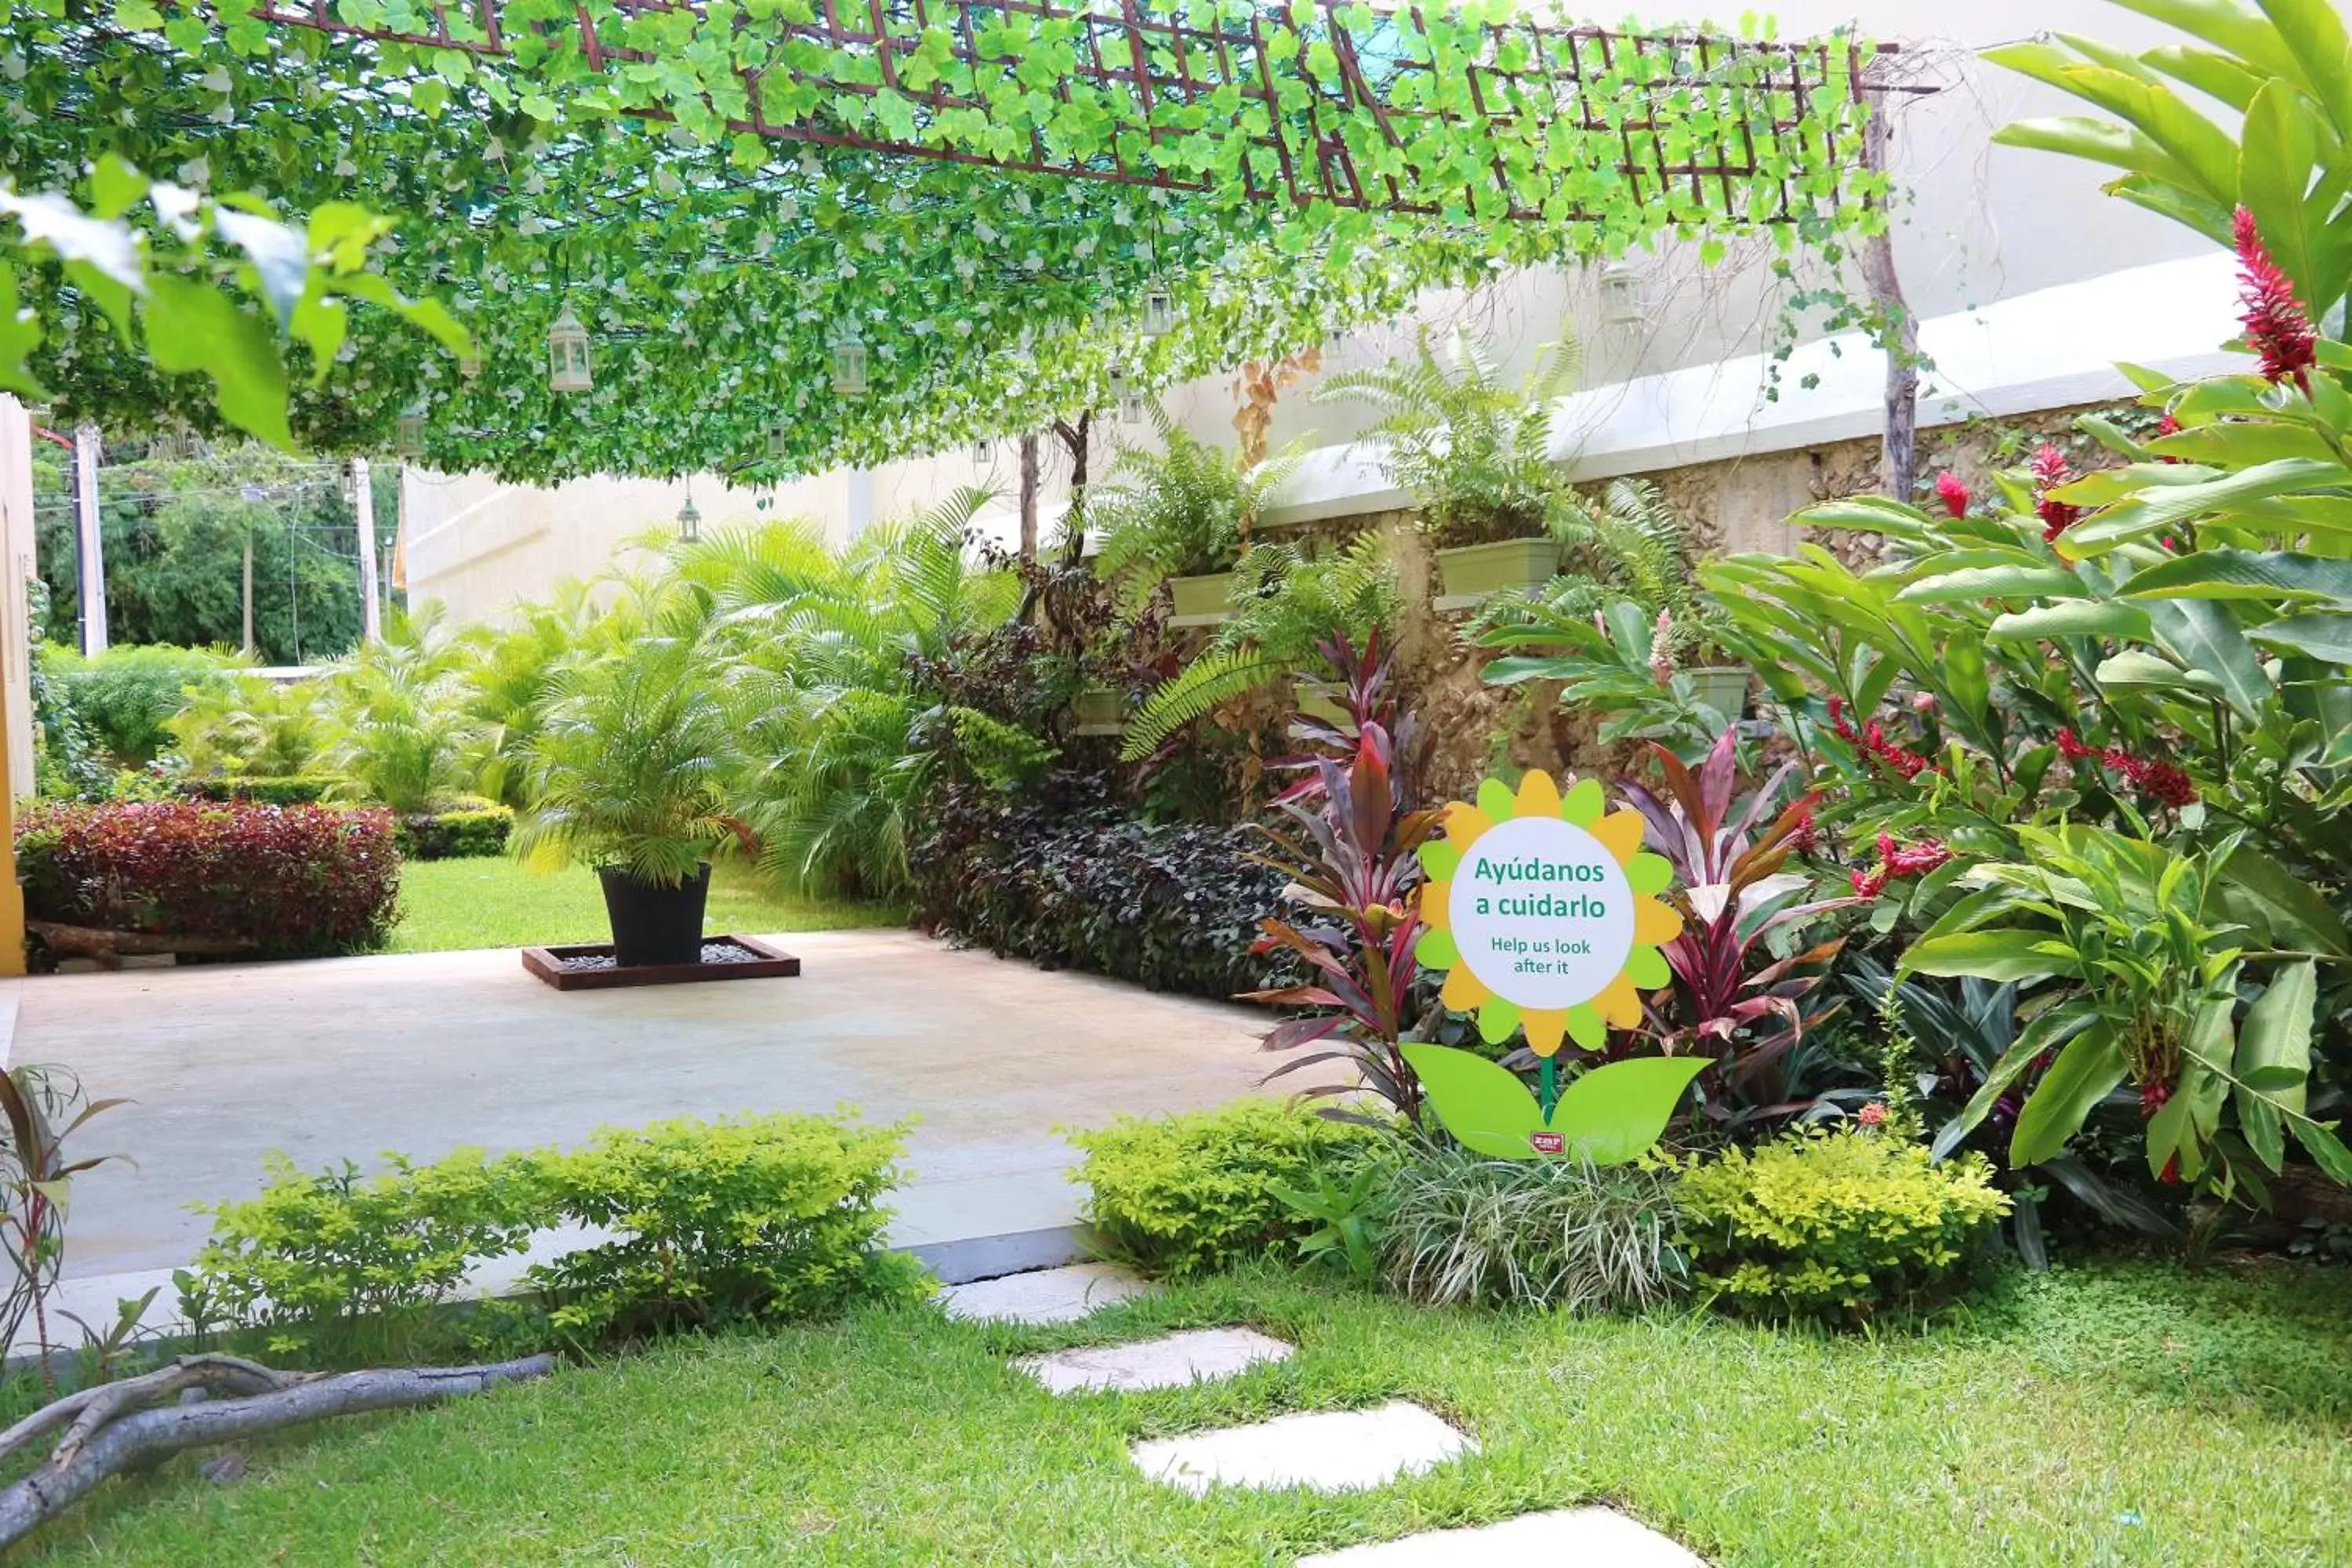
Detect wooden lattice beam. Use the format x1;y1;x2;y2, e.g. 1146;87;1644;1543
244;0;1904;223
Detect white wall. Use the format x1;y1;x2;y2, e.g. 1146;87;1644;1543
405;0;2230;625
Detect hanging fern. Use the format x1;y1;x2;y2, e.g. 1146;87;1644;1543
1119;646;1283;761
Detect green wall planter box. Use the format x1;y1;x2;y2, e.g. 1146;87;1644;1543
1069;686;1125;736
1433;538;1562;611
1168;571;1236;626
1687;666;1751;719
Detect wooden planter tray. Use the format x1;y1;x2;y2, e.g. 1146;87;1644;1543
521;934;803;992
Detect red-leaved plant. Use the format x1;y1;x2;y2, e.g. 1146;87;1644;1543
1616;730;1857;1123
16;801;402;956
1246;712;1442;1126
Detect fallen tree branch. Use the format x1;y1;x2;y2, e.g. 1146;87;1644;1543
0;1354;556;1551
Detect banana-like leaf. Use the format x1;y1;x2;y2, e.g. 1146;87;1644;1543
2011;1022;2128;1169
2249;612;2352;664
1988;601;2152;641
2120;549;2352;605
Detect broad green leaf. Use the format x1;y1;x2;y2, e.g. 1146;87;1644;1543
2120;549;2352;606
1987;601;2152;641
1896;565;2082;604
1399;1044;1543;1160
2248;612;2352;663
2293;1118;2352;1185
2236;81;2322;310
1903;929;2082;983
2140;598;2273;717
2059;459;2352;556
2092;648;2223;695
2011;1023;2128;1168
1544;1056;1708;1164
141;275;294;449
2218;848;2352;955
2234;960;2314;1174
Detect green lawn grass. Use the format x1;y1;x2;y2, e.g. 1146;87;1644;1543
387;858;902;953
24;1261;2350;1565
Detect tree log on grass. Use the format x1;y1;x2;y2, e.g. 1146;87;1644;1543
0;1352;555;1550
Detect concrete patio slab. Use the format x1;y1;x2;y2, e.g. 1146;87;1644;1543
1131;1400;1474;1495
1299;1508;1708;1566
1014;1327;1292;1392
941;1261;1152;1324
13;931;1273;1284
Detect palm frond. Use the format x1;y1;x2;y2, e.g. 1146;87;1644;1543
1120;646;1283;761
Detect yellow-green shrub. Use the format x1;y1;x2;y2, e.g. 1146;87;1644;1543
1069;1098;1386;1279
1675;1127;2009;1323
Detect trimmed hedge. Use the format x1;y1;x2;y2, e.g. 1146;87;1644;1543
191;1111;920;1363
912;780;1287;1000
45;644;237;764
1069;1098;1387;1278
16;800;402;956
396;804;514;861
1675;1127;2011;1323
182;775;340;806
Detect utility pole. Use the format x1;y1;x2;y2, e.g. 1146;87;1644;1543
72;423;105;654
351;456;382;644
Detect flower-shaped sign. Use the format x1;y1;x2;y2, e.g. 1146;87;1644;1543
1417;771;1682;1054
1406;770;1697;1161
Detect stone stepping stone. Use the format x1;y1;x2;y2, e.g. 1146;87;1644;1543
940;1261;1152;1325
1131;1400;1473;1496
1014;1327;1294;1394
1298;1508;1707;1566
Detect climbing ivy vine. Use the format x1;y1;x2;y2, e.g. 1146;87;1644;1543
0;0;1886;480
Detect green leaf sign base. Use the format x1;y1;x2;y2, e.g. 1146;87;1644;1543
1400;1044;1705;1162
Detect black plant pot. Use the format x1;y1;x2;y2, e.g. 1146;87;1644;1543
597;862;712;968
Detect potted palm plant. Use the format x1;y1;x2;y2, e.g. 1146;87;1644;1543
513;637;743;967
1315;325;1581;609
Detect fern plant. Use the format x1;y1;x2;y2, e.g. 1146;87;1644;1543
1091;408;1306;594
1475;478;1730;660
1314;325;1581;548
1120;536;1400;760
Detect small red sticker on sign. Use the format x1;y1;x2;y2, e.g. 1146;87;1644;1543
1530;1132;1566;1154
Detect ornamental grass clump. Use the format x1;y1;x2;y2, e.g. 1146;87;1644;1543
1675;1127;2009;1323
1384;1144;1686;1312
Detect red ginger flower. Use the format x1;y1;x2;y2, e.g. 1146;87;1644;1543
1934;470;1969;518
2234;206;2317;390
1851;832;1949;898
2056;728;2198;808
2031;444;2079;543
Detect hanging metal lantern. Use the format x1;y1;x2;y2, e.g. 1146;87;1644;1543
972;436;993;463
458;346;481;380
829;329;869;397
1599;261;1645;328
1120;383;1145;425
765;420;789;460
547;302;592;393
677;490;702;544
395;405;426;459
1142;289;1174;336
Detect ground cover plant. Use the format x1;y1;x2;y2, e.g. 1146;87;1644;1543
13;1262;2351;1566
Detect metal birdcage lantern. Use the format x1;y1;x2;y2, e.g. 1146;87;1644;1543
547;303;593;393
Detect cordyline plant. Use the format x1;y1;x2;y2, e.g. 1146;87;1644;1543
1617;729;1856;1122
1246;713;1443;1127
0;1066;128;1395
1272;630;1417;806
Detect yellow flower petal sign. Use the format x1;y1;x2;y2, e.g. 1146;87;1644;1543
1414;768;1685;1156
